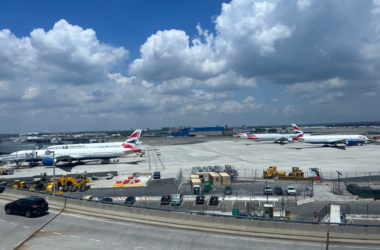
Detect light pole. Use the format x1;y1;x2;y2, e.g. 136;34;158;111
45;150;55;196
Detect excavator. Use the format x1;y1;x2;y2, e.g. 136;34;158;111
54;173;90;192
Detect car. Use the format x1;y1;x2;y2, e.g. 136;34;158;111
171;194;183;206
263;185;273;195
340;212;346;224
106;173;113;179
153;172;161;179
161;195;172;205
195;195;205;204
286;186;296;195
100;198;113;203
274;187;283;195
5;196;49;218
209;196;219;205
157;152;161;156
224;185;232;195
124;196;136;205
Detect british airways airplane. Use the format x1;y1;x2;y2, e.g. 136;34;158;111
48;129;142;149
243;125;306;143
292;124;369;146
11;130;143;166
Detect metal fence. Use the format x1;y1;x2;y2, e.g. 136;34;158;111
317;204;330;221
343;203;380;215
174;169;183;193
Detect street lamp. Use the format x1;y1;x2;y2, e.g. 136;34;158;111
45;150;55;196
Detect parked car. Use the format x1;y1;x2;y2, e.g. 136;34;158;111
161;195;172;205
100;198;113;203
224;185;232;195
106;173;113;179
340;212;346;224
196;195;205;204
157;152;161;156
274;187;283;195
171;194;183;206
153;172;161;179
5;196;49;218
286;186;296;195
209;196;219;205
263;185;273;195
124;196;136;205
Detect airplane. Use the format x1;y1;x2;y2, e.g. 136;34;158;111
11;130;143;166
292;124;369;147
233;127;248;138
48;129;142;149
243;125;306;144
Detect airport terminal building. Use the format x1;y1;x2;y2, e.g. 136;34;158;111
171;127;224;137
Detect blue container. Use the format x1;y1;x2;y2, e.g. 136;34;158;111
231;175;234;180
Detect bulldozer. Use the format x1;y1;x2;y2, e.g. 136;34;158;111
13;180;28;189
287;167;304;177
30;180;44;191
263;166;286;178
54;174;90;192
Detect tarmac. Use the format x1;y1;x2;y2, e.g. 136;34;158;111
1;137;380;182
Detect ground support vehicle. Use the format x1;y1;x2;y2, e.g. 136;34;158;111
278;167;321;181
262;166;285;178
53;174;90;192
30;180;44;191
13;180;28;189
0;168;14;175
45;181;63;194
106;173;113;179
5;196;49;218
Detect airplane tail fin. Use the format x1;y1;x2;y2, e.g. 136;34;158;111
243;125;251;135
122;129;142;149
233;127;240;135
292;124;304;140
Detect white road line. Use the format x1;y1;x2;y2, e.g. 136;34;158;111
23;226;30;228
53;232;61;235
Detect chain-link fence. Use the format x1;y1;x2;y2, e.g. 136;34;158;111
174;169;182;193
343;203;380;215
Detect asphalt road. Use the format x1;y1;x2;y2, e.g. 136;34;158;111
1;198;379;250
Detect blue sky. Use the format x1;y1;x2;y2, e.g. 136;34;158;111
0;0;379;132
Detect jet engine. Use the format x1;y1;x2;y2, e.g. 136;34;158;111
42;158;55;166
345;141;356;146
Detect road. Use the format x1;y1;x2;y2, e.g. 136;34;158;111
1;198;380;250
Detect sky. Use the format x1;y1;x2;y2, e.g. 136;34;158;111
0;0;380;133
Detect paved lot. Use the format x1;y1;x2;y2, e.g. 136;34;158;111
1;138;379;182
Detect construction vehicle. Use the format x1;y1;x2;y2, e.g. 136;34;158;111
30;180;44;191
0;181;10;186
45;181;63;194
262;166;286;178
33;172;47;181
278;167;321;181
13;180;28;189
54;174;90;192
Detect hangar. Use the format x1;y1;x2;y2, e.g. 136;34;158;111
171;127;224;137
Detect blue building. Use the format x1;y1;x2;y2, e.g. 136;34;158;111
171;127;224;137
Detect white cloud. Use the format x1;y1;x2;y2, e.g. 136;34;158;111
297;0;313;11
309;92;343;104
365;91;377;97
286;77;346;94
282;105;302;115
271;98;279;102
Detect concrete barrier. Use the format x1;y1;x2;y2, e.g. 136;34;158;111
2;188;66;208
3;188;380;240
297;197;315;205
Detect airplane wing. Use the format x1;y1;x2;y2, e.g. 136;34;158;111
55;155;76;161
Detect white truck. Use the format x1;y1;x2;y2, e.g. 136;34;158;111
106;173;113;179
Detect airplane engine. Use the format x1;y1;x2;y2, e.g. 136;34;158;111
345;141;356;146
297;137;305;142
42;158;55;166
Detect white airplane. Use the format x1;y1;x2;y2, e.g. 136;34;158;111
233;127;247;138
48;129;142;149
292;124;369;146
243;125;306;143
11;130;143;166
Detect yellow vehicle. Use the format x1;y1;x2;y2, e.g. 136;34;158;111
13;180;28;189
30;180;44;191
45;181;63;194
263;166;286;178
54;174;90;192
287;167;304;177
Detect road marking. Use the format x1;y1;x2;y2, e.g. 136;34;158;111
23;226;30;228
71;235;80;238
53;232;61;235
11;223;17;225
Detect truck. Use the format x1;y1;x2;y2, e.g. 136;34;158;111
0;168;14;175
262;166;286;178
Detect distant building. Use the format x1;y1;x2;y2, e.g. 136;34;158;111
171;127;224;137
179;126;186;129
224;125;229;129
144;128;150;131
170;127;178;132
162;127;170;132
